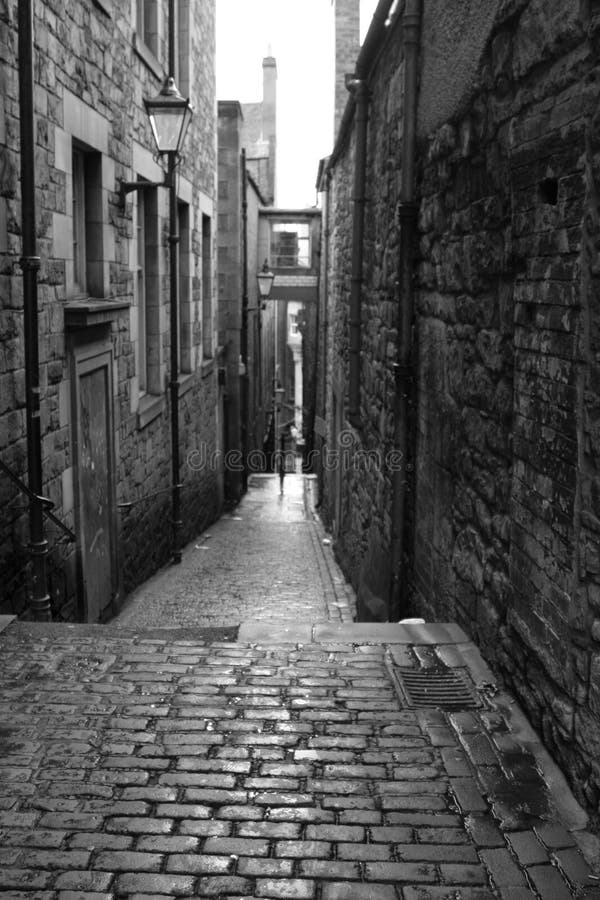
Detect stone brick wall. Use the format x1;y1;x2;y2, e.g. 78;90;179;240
323;0;600;815
334;0;360;135
217;101;243;502
0;0;220;619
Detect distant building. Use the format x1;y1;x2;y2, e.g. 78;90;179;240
218;60;320;497
0;0;220;621
241;56;277;206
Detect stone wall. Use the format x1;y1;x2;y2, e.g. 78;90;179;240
323;0;600;815
0;0;220;619
217;101;244;503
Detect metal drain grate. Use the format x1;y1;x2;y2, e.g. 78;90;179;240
394;667;480;709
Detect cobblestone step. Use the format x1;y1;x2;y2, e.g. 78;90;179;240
0;620;597;898
2;475;598;898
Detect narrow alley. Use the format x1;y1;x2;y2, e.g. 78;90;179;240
112;475;354;633
0;475;598;899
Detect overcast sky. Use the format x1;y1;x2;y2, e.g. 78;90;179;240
216;0;378;208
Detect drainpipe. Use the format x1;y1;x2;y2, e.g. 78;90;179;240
389;0;422;619
240;149;249;493
18;0;51;620
346;78;368;427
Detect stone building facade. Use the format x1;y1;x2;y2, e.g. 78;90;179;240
218;60;321;489
320;0;600;817
0;0;220;621
217;100;266;502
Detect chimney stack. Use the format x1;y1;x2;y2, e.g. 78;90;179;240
262;55;277;205
333;0;361;136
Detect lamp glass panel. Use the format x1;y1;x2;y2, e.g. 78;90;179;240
148;107;186;153
257;271;274;298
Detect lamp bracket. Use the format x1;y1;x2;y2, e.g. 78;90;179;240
118;179;164;206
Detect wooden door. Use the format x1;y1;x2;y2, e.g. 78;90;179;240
74;350;117;621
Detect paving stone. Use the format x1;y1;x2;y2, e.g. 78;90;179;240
57;893;112;900
0;871;54;890
479;848;529;887
527;864;573;899
321;885;397;900
363;862;437;882
94;850;163;872
135;834;199;853
449;777;489;812
464;813;506;847
196;875;253;895
403;890;496;899
165;854;233;874
202;837;270;856
304;826;359;843
106;816;174;835
255;878;316;899
115;874;196;895
507;830;550;865
237;858;295;877
52;871;113;891
178;819;233;836
298;861;360;880
533;823;577;849
552;846;593;883
11;851;91;870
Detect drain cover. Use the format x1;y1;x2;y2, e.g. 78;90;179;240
394;667;479;709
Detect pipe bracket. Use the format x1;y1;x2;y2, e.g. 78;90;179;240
396;201;419;221
19;255;41;271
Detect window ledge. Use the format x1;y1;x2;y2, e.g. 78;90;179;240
202;359;215;378
64;298;130;329
137;392;164;429
133;33;164;81
179;372;196;396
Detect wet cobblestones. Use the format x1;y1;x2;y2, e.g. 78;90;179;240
0;476;598;897
113;475;354;630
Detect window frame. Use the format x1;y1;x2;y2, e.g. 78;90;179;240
270;222;311;269
201;213;213;360
71;141;104;300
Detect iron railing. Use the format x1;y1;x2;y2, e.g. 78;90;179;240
0;458;76;620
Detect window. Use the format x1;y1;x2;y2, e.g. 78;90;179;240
178;202;192;373
177;0;192;96
289;314;299;336
71;144;103;298
133;182;161;395
72;150;86;294
136;0;159;57
271;222;310;268
202;214;212;359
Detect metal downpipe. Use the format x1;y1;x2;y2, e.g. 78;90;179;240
241;149;249;493
18;0;51;620
347;78;369;427
390;0;422;619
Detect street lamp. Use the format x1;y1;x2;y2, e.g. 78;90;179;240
256;259;274;309
145;75;193;564
255;260;274;463
275;384;286;490
144;77;193;156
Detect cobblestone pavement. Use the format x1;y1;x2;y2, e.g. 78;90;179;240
113;475;354;631
0;474;599;899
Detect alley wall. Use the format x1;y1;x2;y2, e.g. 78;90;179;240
321;0;600;815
